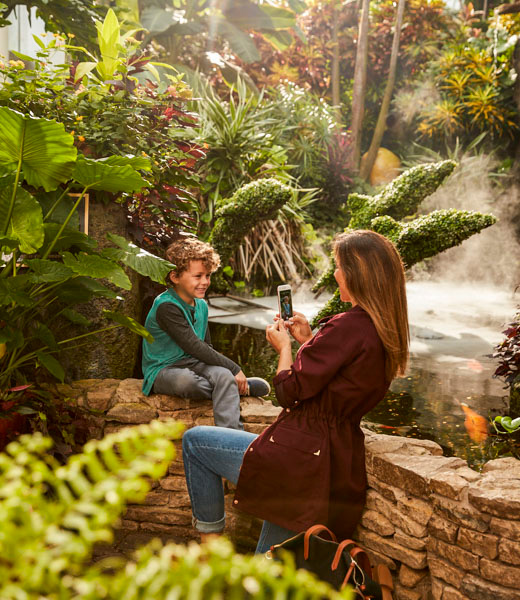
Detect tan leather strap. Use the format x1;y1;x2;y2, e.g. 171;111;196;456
349;546;372;579
331;539;357;571
303;525;337;560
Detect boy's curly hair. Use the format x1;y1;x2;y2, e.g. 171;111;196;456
165;237;221;279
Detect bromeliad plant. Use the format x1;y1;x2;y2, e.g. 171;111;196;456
0;106;175;392
416;11;520;147
0;420;353;599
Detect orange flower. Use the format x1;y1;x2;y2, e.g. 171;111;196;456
78;135;85;142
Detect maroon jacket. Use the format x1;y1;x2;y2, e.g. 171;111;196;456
234;305;389;539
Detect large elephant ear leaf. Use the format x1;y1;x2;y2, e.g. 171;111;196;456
42;223;98;254
61;251;132;290
105;233;175;284
72;155;149;193
0;107;77;192
35;351;65;382
103;310;154;343
25;258;74;283
0;181;44;253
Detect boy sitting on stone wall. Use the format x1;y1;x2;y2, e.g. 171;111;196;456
142;237;270;430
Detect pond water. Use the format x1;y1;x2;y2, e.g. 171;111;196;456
208;280;518;468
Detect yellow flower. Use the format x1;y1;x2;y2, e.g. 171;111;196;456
78;135;85;142
76;115;84;121
70;130;75;136
67;33;75;38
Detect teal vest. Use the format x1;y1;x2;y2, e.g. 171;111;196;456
142;289;208;396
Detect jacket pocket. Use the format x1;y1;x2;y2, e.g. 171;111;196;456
268;424;323;456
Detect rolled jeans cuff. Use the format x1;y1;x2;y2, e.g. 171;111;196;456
192;514;225;533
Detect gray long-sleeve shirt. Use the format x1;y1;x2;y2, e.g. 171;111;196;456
155;302;241;375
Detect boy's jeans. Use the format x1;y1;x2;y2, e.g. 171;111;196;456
153;357;243;430
182;425;296;554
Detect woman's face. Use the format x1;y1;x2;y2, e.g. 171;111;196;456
334;262;354;304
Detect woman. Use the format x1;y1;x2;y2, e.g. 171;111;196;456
182;230;409;553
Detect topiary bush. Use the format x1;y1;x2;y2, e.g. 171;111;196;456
0;420;353;600
311;161;496;326
209;178;293;292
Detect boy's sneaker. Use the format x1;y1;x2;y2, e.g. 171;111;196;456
246;377;271;397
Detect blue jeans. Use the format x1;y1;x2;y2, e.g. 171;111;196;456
182;425;296;553
154;358;243;430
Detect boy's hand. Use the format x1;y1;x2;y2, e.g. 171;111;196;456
235;370;248;395
279;311;313;345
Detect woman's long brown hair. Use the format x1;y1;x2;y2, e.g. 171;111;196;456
334;230;409;381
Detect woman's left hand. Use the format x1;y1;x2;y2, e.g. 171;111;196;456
266;319;292;354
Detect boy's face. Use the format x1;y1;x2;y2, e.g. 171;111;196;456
170;260;211;304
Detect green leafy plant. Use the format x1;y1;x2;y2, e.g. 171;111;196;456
416;12;520;146
493;416;520;434
492;312;520;418
209;178;293;292
310;161;496;325
193;78;288;222
0;15;202;251
0;0;108;49
0;106;175;394
0;421;353;599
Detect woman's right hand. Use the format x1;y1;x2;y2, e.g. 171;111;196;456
284;311;313;345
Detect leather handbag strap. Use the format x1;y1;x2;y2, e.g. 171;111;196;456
303;525;337;560
349;546;372;579
330;540;375;597
331;540;356;571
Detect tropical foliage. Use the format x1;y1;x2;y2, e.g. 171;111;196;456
492;312;520;418
123;0;303;80
415;11;520;145
0;0;107;49
0;106;174;426
0;9;203;250
0;421;353;599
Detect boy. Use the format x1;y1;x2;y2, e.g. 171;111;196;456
142;237;270;430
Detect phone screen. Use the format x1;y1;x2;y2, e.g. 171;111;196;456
278;288;293;321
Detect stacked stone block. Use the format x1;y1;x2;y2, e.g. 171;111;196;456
60;378;520;599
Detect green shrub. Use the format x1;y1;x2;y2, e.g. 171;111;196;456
310;161;496;326
0;105;173;401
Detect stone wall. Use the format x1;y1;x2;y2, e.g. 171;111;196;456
63;378;520;600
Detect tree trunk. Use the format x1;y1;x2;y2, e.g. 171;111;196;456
359;0;405;181
348;0;371;172
331;5;342;124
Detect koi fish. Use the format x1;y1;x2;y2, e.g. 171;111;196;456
461;403;488;443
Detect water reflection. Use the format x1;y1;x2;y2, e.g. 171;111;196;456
209;321;509;469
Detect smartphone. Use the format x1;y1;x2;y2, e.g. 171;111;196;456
277;284;293;321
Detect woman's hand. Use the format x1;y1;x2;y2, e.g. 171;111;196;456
235;370;248;395
266;319;292;354
266;320;293;374
285;311;313;345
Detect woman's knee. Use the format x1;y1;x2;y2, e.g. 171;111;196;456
182;425;208;454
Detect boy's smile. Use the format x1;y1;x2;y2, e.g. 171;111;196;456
170;260;211;305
